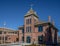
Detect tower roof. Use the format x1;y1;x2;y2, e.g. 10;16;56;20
24;8;38;18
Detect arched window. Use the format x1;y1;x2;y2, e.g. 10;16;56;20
26;36;31;43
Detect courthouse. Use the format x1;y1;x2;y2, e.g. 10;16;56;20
0;8;58;44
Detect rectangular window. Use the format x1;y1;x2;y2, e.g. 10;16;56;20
38;36;43;40
29;26;31;32
28;19;29;24
26;19;31;24
28;27;29;32
26;27;28;32
38;35;43;44
29;19;31;24
26;19;29;24
26;26;31;32
28;26;31;32
38;25;43;32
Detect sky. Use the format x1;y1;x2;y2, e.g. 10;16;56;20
0;0;60;35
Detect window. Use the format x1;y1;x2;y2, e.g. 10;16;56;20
26;36;31;43
26;18;31;24
26;19;29;24
28;19;29;24
26;26;31;32
29;26;31;32
38;36;43;40
26;27;29;32
38;25;43;32
26;27;28;32
29;19;31;24
38;35;43;44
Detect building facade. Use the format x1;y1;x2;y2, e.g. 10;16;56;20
18;8;58;45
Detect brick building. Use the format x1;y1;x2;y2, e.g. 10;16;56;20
18;8;58;45
0;8;58;45
0;28;18;44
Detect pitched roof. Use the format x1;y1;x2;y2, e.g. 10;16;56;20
35;22;58;31
24;8;38;18
0;27;16;32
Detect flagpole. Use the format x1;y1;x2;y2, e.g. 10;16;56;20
3;22;6;44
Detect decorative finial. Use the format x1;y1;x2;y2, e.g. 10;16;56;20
52;20;54;25
30;4;33;9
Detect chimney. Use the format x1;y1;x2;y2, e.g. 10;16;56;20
52;20;54;25
48;16;51;22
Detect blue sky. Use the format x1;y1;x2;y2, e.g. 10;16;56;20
0;0;60;35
